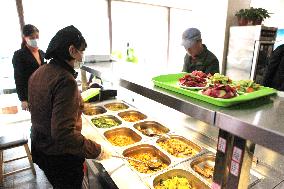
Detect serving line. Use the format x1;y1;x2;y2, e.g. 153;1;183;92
81;62;284;188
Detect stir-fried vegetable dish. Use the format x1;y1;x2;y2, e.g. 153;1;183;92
105;103;129;111
193;163;214;179
155;176;195;189
128;152;168;174
157;138;198;158
108;135;136;146
120;114;145;122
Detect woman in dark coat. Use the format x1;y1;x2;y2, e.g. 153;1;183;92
12;24;45;110
263;44;284;91
28;25;111;189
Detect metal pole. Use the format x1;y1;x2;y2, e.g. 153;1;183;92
15;0;25;31
107;0;113;54
212;129;255;189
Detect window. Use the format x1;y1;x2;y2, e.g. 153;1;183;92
23;0;110;55
168;8;193;72
111;1;168;75
0;0;21;92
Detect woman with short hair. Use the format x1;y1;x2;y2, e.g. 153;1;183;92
28;25;111;189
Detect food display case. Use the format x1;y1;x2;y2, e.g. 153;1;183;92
80;62;284;189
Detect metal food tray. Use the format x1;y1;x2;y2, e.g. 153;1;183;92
114;135;207;179
90;115;122;129
122;144;172;179
104;127;142;147
151;169;210;189
82;99;268;188
103;102;130;111
83;104;107;116
118;110;148;123
145;152;264;188
84;100;174;143
133;121;171;138
156;135;203;161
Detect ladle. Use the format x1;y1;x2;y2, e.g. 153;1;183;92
144;128;170;138
112;155;163;169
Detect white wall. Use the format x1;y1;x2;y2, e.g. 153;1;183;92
187;0;229;72
250;0;284;28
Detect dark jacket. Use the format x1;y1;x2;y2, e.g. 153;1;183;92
12;46;46;101
28;59;101;158
263;44;284;91
182;45;219;74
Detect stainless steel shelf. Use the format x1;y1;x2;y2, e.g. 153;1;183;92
82;63;284;155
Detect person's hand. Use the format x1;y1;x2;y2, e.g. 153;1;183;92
21;101;29;111
95;142;113;161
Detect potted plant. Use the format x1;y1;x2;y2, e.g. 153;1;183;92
235;9;249;26
235;7;272;26
252;8;271;25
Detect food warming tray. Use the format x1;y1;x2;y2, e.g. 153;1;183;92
152;169;210;189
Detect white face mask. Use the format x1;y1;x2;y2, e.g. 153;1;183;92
27;39;39;48
74;54;85;69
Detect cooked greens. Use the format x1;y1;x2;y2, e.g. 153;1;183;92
91;116;120;128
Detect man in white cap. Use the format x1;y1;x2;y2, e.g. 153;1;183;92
181;28;219;74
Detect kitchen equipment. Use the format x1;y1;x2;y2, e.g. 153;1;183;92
225;25;278;84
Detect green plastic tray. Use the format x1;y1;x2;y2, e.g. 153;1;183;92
152;73;277;107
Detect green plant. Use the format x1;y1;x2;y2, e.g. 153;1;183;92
235;7;272;25
255;8;271;20
235;9;249;19
246;7;271;21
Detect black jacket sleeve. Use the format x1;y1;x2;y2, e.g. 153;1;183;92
12;51;28;101
12;48;45;102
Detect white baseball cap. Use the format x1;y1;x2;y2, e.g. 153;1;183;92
181;28;201;49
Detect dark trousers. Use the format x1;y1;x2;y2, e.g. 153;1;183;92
31;144;85;189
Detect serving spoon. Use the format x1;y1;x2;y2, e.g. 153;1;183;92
144;128;171;138
112;155;163;169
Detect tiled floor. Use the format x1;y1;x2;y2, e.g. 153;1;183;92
1;146;52;189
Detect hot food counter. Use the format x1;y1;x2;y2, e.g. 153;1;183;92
80;62;284;189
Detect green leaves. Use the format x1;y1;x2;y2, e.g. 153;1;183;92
235;7;271;21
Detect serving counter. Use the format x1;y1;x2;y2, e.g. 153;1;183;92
81;62;284;189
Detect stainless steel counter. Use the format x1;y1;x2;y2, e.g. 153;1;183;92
82;62;284;155
81;97;283;189
215;94;284;155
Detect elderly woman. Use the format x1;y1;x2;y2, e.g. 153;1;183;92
28;25;111;189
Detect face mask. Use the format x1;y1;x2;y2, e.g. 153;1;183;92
74;52;85;69
27;39;39;48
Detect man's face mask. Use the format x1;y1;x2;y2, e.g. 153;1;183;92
27;39;39;48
